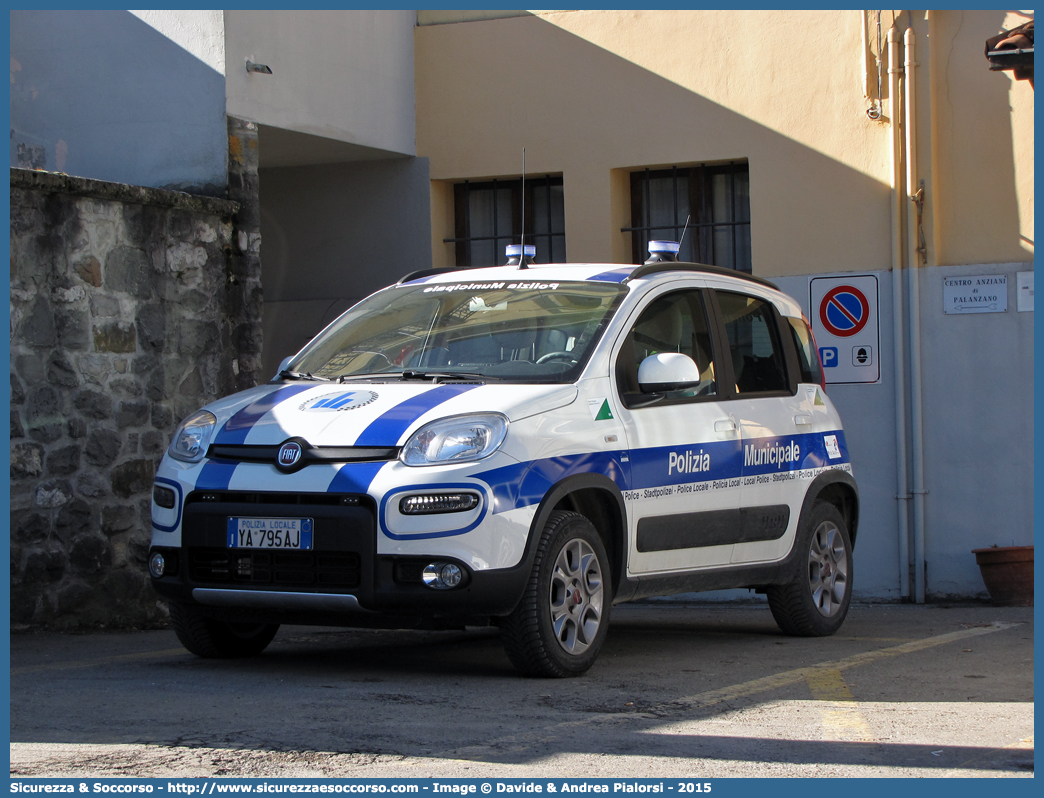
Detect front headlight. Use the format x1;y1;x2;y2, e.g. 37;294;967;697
168;410;218;463
400;413;508;467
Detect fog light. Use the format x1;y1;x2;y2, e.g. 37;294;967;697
153;484;176;509
149;552;166;578
422;561;464;590
400;493;480;515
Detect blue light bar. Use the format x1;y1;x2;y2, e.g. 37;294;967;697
648;240;681;255
505;244;537;257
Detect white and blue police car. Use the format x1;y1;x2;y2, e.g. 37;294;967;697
149;242;858;677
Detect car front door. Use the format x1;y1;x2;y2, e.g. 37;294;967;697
613;286;744;575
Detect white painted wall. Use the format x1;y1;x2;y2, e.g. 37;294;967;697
776;263;1034;600
224;10;417;157
129;10;225;74
10;10;228;193
258;157;433;377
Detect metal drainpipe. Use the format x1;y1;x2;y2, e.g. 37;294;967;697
904;27;927;604
888;26;911;599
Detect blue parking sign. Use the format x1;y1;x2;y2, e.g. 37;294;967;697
820;347;838;368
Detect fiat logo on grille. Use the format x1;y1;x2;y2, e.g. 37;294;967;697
277;441;303;471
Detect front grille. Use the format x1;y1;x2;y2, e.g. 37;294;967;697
206;444;398;466
181;492;374;595
190;548;362;588
186;491;363;507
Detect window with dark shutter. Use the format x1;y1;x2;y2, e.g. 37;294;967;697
625;162;751;272
446;176;566;267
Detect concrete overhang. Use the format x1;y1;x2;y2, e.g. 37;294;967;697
258;125;411;169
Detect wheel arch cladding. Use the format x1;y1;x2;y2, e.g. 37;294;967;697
805;471;860;548
541;474;627;598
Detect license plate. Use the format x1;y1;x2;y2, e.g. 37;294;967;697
227;517;314;550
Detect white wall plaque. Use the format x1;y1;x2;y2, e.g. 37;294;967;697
1017;271;1034;312
943;274;1007;314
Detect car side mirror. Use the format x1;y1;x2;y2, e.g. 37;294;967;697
638;352;702;393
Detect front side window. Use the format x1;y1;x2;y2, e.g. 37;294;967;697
716;291;789;394
616;289;717;406
290;281;625;384
448;176;566;267
625;163;751;272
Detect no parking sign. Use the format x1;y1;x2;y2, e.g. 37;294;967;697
810;275;880;384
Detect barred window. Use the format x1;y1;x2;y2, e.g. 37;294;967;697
625;163;751;272
447;176;565;267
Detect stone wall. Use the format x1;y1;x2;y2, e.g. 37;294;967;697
10;152;263;629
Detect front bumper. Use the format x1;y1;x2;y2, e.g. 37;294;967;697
149;488;531;622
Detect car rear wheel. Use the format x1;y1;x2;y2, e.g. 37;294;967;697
500;511;612;677
169;602;280;658
767;501;852;636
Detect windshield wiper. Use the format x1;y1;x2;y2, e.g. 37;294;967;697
279;370;332;382
333;370;496;383
337;373;380;383
400;370;492;382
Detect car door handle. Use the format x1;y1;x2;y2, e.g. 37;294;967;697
794;414;813;426
714;419;736;432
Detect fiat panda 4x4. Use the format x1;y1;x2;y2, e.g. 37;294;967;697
149;245;858;677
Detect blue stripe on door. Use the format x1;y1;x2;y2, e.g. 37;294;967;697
472;431;849;514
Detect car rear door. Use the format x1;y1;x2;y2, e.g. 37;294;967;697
710;289;808;565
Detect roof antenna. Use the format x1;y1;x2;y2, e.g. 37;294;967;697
506;148;535;267
517;147;529;269
677;214;692;261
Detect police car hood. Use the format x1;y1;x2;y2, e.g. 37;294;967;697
203;381;578;448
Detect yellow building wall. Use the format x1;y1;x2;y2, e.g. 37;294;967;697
928;9;1034;266
416;10;1033;276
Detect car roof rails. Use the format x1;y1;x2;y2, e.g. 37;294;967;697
624;261;779;291
396;266;464;285
397;262;779;291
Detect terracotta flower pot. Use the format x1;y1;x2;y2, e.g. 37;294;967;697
971;546;1034;606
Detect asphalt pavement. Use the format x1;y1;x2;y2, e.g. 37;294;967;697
9;601;1034;778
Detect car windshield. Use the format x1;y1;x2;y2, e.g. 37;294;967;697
287;279;628;383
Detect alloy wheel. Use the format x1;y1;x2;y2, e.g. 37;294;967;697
808;521;849;617
549;538;605;655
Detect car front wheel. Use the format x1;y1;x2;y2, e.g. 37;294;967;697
169;602;280;658
500;511;612;677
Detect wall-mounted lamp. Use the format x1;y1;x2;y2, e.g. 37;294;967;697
246;61;272;74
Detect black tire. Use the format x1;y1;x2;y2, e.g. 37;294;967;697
767;501;853;637
169;602;280;658
500;511;612;678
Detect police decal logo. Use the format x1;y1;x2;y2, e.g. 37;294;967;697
300;390;379;412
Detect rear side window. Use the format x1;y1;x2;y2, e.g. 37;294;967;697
716;291;789;394
787;316;823;385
